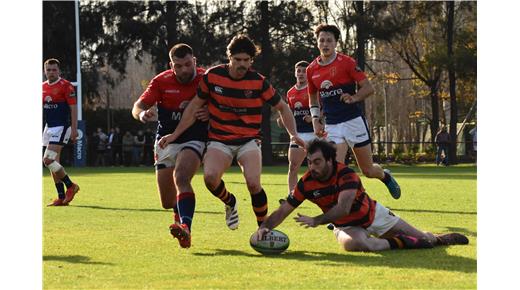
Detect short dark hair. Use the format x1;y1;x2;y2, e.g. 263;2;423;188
227;34;260;58
169;43;193;59
44;58;60;67
294;61;309;69
307;139;337;163
314;24;341;42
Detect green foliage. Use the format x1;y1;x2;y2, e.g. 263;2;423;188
43;165;476;289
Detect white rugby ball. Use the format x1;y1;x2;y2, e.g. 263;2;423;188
250;229;290;255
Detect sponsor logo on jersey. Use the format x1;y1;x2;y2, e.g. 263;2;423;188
294;102;303;109
312;190;321;197
165;89;180;94
244;90;253;98
43;103;59;109
319;80;343;99
294;109;309;116
214;86;223;94
44;95;53;102
311;74;321;79
171;111;182;120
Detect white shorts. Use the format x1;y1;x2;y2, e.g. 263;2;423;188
42;125;71;146
333;202;400;238
207;139;261;160
154;140;205;169
325;116;371;148
290;132;317;148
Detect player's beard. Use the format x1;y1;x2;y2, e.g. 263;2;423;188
177;72;193;84
310;164;332;182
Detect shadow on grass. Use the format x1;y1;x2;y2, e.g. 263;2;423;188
43;255;114;265
71;205;220;215
444;226;477;237
390;208;477;215
194;247;476;273
227;181;287;186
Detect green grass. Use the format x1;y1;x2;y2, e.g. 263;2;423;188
43;164;476;289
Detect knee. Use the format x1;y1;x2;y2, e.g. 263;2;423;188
174;171;191;187
204;172;220;190
341;239;366;252
43;157;52;166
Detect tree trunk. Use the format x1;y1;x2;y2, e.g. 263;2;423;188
166;1;177;51
447;1;458;164
429;83;440;145
259;1;273;165
355;1;366;116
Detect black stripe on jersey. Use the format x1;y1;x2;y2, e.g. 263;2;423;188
302;185;337;200
208;98;263;115
265;93;281;106
349;192;367;212
339;182;359;191
208;84;261;99
209;113;261;129
341;200;373;227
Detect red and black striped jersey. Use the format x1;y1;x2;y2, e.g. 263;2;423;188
197;64;281;145
287;162;377;228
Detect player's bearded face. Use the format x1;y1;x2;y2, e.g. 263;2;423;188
308;152;333;181
229;53;252;77
171;55;196;84
317;31;337;58
44;64;60;82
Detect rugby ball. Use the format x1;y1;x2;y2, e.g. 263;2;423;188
249;229;290;255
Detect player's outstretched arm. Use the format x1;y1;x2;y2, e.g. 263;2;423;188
255;201;295;240
158;95;206;148
295;189;355;228
274;100;305;147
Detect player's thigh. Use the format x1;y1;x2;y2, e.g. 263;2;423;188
174;148;201;181
203;147;233;181
380;218;429;240
156;167;176;207
237;145;262;185
288;146;306;169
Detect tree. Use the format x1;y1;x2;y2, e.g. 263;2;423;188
447;1;457;163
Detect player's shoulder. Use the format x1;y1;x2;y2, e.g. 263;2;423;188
307;58;321;71
153;69;174;81
286;85;297;95
205;64;226;75
336;53;356;66
196;67;206;76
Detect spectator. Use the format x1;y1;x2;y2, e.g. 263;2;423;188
95;127;108;166
435;126;450;166
144;128;155;166
122;131;134;166
134;130;146;166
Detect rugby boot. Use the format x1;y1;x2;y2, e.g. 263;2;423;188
47;198;68;206
383;169;401;199
63;183;80;204
436;233;469;246
225;201;239;230
169;223;191;248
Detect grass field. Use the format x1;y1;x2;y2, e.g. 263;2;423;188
43;164;476;289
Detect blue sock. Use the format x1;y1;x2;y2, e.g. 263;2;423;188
55;183;65;200
177;192;195;230
61;174;73;188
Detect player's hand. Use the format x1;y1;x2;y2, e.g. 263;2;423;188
312;118;327;138
158;134;175;149
341;93;358;104
195;106;209;122
70;128;78;143
294;213;318;228
290;135;305;148
303;115;312;123
254;227;271;241
138;109;156;123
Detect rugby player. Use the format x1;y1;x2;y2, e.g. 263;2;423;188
158;35;304;230
42;59;80;206
307;24;401;199
276;61;317;198
132;44;208;248
254;139;469;252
